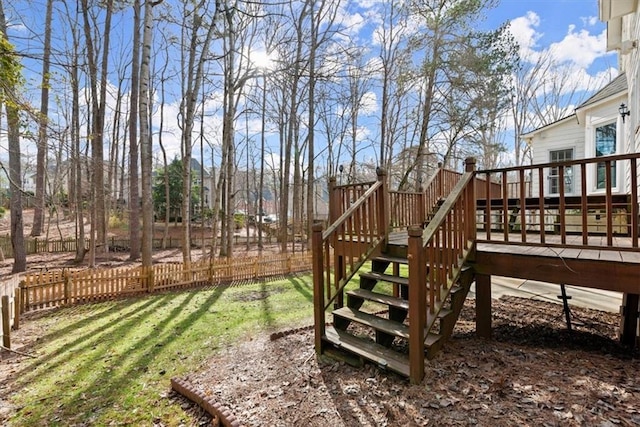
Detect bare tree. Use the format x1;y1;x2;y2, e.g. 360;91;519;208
31;0;53;237
129;0;142;259
139;0;162;267
178;0;218;265
0;0;26;272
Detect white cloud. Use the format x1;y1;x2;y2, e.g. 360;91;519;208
360;91;378;115
581;16;599;27
508;11;544;61
508;11;611;69
547;25;608;68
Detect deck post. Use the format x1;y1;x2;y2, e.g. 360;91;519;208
407;226;425;384
476;273;492;339
619;293;639;348
312;222;326;354
465;157;477;243
377;168;390;239
328;177;338;223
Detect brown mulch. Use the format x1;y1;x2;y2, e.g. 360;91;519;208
181;296;639;427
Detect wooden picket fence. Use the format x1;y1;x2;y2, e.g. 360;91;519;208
1;274;22;349
18;252;313;313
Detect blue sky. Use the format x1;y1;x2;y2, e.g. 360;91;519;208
490;0;616;75
0;0;619;170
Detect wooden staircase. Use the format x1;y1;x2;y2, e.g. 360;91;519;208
323;245;475;378
313;159;478;383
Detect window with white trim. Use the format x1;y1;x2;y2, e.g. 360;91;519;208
594;122;616;189
549;148;573;194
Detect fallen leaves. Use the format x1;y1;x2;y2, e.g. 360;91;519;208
184;296;639;426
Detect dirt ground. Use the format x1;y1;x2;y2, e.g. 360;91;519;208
0;210;284;279
181;296;640;427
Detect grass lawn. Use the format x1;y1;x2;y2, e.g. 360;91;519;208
7;275;315;426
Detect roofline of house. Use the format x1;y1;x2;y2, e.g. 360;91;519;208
521;114;578;140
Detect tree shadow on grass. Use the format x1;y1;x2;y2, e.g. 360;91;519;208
25;295;169;348
44;285;228;424
288;276;312;302
260;281;274;328
12;293;177;386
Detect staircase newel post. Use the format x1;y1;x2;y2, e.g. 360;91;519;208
437;162;444;199
312;222;326;354
377;168;390;239
465;157;477;243
407;226;426;384
328;176;338;223
418;187;426;226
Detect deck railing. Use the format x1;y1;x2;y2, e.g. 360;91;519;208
476;152;639;250
389;165;465;229
313;170;389;351
406;158;477;383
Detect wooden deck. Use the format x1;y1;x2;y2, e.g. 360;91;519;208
387;230;640;294
315;156;640;383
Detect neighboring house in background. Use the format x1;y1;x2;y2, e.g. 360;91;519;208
523;73;629;197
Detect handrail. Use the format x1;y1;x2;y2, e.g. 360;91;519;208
476;152;640;249
479;152;640;174
313;170;389;353
420;171;476;314
389;166;465;229
406;158;477;383
323;180;382;240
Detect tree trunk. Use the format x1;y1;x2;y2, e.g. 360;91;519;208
129;0;141;259
31;0;53;237
0;1;26;272
139;0;160;267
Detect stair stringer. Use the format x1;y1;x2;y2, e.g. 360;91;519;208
422;243;476;358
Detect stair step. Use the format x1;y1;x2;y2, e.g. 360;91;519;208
333;306;444;348
334;307;410;338
359;271;409;286
324;326;411;377
429;307;453;324
372;254;408;265
347;289;409;311
425;332;442;348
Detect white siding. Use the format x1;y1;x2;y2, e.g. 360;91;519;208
583;98;629;195
529;118;583;198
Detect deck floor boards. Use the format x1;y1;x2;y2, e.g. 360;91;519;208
388;230;640;265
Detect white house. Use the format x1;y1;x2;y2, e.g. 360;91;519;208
599;0;640;193
523;74;629;197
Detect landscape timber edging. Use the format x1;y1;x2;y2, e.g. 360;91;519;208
170;377;243;427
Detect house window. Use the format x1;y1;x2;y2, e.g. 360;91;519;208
594;122;616;189
549;148;573;194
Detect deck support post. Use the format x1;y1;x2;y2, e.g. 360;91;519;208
619;293;639;348
312;223;326;354
407;226;425;384
476;273;492;339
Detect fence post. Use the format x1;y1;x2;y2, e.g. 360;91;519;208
328;176;337;224
19;280;27;314
312;222;325;354
2;295;10;349
13;288;20;330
